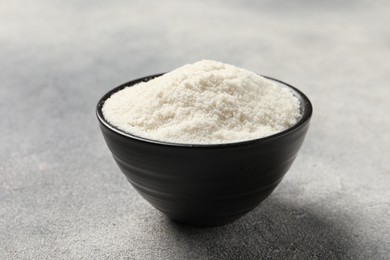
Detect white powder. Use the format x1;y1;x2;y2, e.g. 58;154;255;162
102;60;301;144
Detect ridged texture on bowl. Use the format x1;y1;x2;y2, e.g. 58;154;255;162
97;75;312;226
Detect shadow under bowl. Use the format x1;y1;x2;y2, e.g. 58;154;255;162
96;74;313;226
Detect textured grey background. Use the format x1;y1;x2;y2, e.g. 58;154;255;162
1;0;389;259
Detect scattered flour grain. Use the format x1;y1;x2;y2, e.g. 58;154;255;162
102;60;301;144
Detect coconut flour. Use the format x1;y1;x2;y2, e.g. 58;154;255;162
102;60;301;144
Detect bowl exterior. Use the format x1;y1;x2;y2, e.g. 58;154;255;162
98;119;310;226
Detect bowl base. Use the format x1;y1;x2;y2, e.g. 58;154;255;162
169;214;245;227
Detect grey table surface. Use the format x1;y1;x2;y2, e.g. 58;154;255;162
1;0;389;259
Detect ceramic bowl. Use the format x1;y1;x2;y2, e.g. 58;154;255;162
96;74;312;226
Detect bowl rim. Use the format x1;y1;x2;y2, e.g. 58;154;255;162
96;73;313;148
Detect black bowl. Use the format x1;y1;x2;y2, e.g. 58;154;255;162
96;74;312;226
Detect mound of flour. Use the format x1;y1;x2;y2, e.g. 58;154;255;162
102;60;301;144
